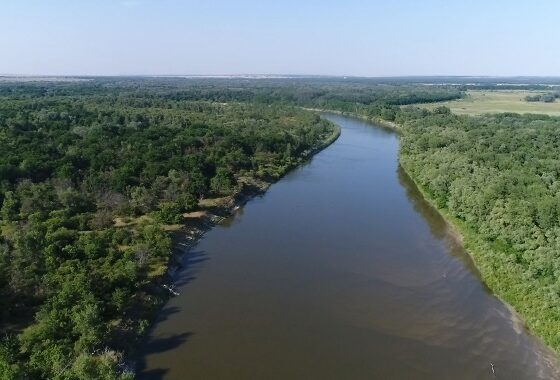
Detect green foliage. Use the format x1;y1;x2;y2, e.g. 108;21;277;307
0;335;26;379
154;201;183;224
69;351;134;380
525;92;560;103
0;79;336;378
0;191;19;222
397;109;560;354
210;167;234;195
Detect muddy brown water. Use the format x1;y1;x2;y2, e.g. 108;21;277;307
139;114;560;379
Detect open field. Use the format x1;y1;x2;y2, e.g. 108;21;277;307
415;90;560;116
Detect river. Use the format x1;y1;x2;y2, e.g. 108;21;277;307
138;114;560;379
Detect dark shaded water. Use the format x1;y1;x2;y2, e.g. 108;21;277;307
139;114;560;379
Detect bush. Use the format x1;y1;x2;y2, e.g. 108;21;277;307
154;201;183;224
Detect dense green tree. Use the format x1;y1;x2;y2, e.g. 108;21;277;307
397;109;560;354
210;167;234;195
0;79;338;378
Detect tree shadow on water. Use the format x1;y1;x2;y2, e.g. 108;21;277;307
136;332;193;379
135;250;208;379
397;165;487;285
152;305;180;324
137;368;169;380
174;249;209;287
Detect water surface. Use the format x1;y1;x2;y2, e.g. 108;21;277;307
139;114;560;379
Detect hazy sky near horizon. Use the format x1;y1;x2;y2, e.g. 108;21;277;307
1;0;559;76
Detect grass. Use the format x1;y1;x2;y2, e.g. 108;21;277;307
415;90;560;116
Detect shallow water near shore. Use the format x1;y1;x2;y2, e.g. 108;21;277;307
139;114;560;380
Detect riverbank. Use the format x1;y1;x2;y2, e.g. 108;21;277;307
165;120;341;266
303;107;400;132
399;159;560;359
316;110;560;359
130;122;341;369
358;109;560;360
140;112;560;379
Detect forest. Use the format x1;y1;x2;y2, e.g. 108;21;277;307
3;77;560;377
0;81;337;379
398;108;560;353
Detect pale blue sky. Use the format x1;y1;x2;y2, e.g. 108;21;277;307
1;0;559;76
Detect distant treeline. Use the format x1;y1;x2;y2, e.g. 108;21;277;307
0;77;465;106
525;92;560;103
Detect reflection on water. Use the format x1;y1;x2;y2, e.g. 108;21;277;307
139;114;560;380
397;166;483;280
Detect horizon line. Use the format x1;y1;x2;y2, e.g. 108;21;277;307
2;74;560;79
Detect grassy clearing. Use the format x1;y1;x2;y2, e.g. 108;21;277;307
415;90;560;116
